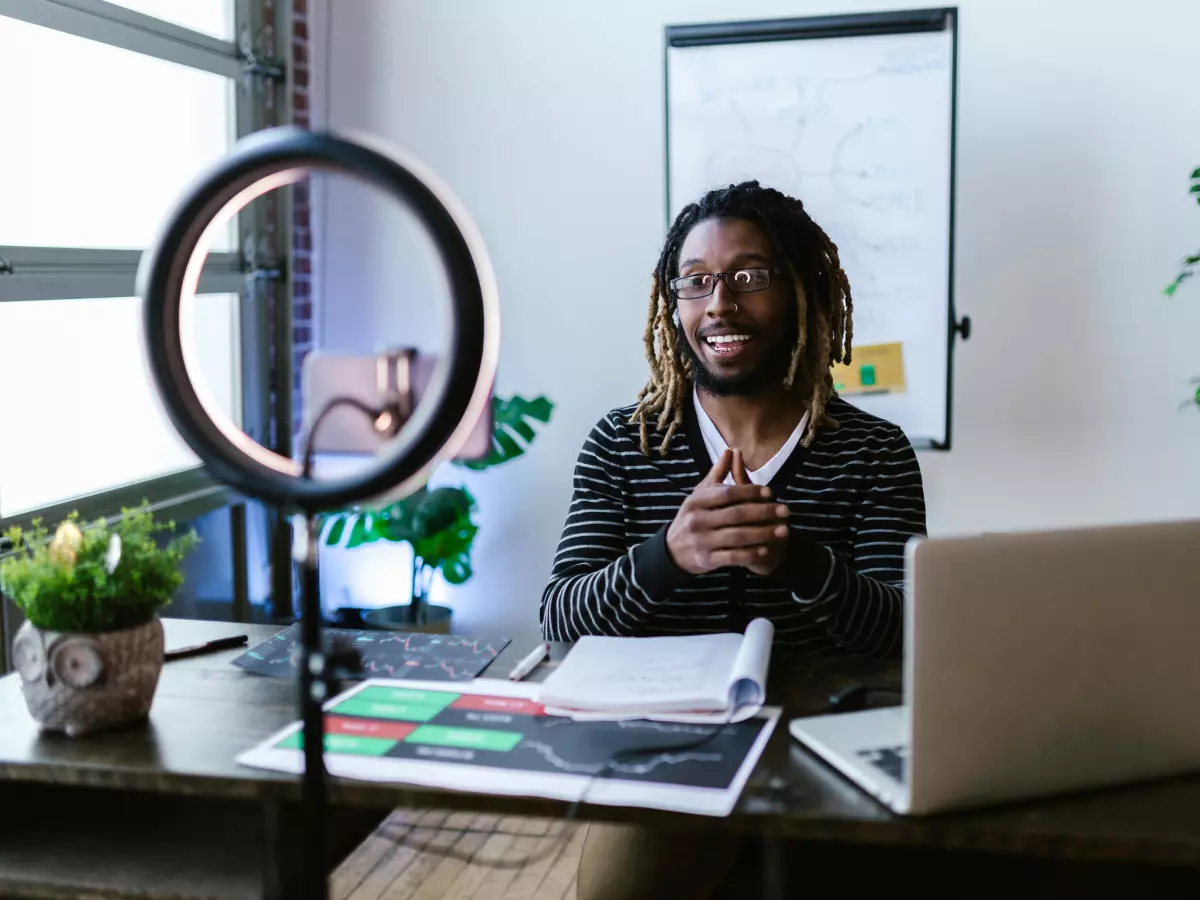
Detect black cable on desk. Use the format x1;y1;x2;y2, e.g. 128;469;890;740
374;679;904;872
378;709;739;868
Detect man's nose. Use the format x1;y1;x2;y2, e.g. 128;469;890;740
705;278;738;317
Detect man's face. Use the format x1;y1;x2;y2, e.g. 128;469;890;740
673;217;797;397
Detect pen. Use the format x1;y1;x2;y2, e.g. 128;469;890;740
508;642;550;681
164;634;249;662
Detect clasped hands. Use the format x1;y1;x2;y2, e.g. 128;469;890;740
665;448;789;577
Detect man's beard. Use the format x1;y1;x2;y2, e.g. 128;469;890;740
676;314;798;397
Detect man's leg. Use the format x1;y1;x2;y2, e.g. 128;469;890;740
576;822;750;900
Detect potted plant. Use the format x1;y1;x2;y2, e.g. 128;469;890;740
0;503;199;737
318;394;553;632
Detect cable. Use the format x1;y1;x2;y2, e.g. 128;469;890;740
826;683;902;714
377;710;740;869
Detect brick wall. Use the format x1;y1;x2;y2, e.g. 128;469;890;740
291;0;313;439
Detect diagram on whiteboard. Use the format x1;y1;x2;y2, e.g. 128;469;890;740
668;28;954;443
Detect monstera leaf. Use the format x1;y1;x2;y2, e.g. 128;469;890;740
1164;166;1200;297
409;489;477;585
454;395;554;471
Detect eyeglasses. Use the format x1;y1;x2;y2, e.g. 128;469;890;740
669;267;785;300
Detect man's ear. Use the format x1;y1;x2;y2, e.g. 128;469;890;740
672;308;681;326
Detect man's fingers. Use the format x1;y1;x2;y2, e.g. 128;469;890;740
731;448;751;485
700;449;733;487
707;547;771;569
703;524;788;549
690;484;772;509
704;503;790;529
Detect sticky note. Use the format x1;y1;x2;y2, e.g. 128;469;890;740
830;342;906;395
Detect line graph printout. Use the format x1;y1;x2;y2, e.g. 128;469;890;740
667;21;955;446
231;623;510;682
237;678;780;817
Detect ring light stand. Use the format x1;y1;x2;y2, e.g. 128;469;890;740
137;127;500;900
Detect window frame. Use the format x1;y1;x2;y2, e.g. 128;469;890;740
0;251;244;302
0;0;277;533
0;0;241;74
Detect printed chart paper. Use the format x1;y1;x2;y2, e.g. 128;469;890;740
237;678;780;817
231;623;509;682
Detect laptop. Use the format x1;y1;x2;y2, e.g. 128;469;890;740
788;519;1200;815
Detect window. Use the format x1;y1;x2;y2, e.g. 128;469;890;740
0;0;270;529
0;293;240;518
106;0;235;41
0;14;237;250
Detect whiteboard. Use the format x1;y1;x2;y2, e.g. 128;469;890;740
666;10;959;448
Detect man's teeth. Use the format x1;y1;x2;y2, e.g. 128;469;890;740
706;334;750;345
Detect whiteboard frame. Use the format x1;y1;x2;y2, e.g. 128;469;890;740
664;7;962;450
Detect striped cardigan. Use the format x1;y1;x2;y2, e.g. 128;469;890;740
539;393;927;659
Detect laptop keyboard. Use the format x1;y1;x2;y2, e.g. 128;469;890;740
856;744;908;784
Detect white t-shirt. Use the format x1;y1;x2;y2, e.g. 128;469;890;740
693;387;809;486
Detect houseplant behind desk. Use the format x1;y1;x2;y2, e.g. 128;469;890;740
328;484;478;634
319;393;553;634
0;504;199;736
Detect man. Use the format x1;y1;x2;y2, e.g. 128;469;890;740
542;180;925;653
540;180;926;899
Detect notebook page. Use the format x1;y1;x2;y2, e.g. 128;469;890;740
727;618;775;711
537;632;744;713
559;619;773;724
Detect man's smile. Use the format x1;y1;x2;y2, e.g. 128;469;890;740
700;329;754;362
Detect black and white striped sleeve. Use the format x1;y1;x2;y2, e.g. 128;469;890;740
539;416;686;641
775;428;926;658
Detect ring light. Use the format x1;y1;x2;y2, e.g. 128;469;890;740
137;126;501;900
137;126;500;511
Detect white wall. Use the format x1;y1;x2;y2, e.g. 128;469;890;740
315;0;1200;640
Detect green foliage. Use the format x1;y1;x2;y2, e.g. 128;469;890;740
318;394;554;613
453;395;555;471
323;486;478;586
1164;166;1200;298
1165;166;1200;411
0;503;199;633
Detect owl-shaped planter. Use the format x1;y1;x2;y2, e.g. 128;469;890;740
11;617;164;737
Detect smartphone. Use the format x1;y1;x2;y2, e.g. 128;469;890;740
300;349;493;460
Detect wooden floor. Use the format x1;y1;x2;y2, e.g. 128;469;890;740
331;808;588;900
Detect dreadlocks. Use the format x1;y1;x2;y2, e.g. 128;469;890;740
630;180;854;456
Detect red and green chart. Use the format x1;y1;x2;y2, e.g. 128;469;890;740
238;679;780;817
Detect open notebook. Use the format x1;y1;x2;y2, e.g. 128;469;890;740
537;618;774;723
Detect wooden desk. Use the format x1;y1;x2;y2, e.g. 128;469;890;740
1;619;1199;899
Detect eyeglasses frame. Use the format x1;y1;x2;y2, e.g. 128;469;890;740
669;266;787;300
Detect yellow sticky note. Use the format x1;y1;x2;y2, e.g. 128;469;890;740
831;342;906;395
